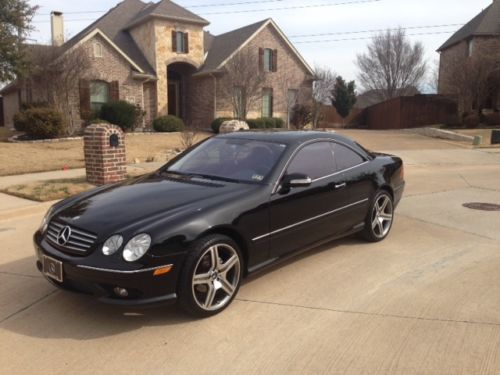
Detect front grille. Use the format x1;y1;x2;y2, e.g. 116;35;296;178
46;221;97;255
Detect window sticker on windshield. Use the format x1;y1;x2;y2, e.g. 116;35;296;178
252;174;264;181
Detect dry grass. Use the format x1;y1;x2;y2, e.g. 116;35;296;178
0;127;19;142
1;177;95;202
0;132;211;176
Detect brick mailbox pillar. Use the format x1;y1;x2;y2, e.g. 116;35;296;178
84;123;126;185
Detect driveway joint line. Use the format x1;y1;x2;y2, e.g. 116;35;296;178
235;298;500;327
0;271;43;279
0;290;58;325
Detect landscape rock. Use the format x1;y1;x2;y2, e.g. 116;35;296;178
219;120;249;134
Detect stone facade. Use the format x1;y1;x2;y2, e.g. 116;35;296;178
83;123;126;185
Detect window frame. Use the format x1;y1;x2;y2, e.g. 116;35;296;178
175;31;188;53
93;42;103;58
262;88;273;118
89;80;110;112
263;48;273;72
467;39;475;58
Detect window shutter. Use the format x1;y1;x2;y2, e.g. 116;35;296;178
270;89;274;116
110;81;120;102
259;48;264;72
184;32;189;53
172;30;177;52
272;49;278;72
79;79;90;115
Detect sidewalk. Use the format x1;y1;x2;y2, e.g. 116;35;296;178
0;162;163;216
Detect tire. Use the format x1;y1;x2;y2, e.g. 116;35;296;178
360;190;394;242
178;234;242;318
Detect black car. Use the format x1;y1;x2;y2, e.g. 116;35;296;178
34;131;404;317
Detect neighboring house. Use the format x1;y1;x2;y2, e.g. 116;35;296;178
437;0;500;111
0;0;314;131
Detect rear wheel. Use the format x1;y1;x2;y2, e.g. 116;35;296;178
360;190;394;242
178;235;242;317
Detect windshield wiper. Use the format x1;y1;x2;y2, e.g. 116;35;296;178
187;173;241;183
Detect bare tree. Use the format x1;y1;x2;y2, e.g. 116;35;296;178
180;126;199;150
219;48;265;119
441;48;499;120
427;58;439;94
356;28;427;101
28;45;91;133
275;52;305;128
311;66;336;128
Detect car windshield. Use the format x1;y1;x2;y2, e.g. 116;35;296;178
165;137;287;183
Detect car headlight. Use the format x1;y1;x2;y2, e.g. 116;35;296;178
39;206;54;234
122;233;151;262
102;235;123;256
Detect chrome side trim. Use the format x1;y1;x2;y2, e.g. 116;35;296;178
76;264;174;274
252;198;369;241
311;161;369;183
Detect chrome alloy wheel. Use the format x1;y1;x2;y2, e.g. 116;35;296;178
371;194;393;238
191;244;241;311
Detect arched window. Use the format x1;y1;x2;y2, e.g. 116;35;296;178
90;81;109;112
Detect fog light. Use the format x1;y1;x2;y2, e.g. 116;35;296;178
113;287;128;297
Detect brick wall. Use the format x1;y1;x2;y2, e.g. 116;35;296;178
84;123;126;185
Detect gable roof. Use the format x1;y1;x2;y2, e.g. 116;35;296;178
198;18;314;76
199;19;269;74
125;0;209;28
438;1;500;51
63;0;155;74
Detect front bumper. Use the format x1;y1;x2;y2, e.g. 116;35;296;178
34;231;185;307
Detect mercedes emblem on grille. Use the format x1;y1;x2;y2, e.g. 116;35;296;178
57;226;72;246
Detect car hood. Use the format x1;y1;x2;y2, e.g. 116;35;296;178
54;173;257;237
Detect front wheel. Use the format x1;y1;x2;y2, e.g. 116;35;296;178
360;190;394;242
178;234;242;317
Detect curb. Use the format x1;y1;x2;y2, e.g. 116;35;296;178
407;127;474;143
0;201;56;223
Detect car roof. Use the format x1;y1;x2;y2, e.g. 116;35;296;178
218;130;361;149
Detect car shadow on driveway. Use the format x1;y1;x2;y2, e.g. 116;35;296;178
1;235;369;340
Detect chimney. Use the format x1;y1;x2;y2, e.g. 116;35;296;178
51;11;64;46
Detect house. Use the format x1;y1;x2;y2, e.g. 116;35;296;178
437;0;500;113
1;0;314;131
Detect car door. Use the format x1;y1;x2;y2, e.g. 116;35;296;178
267;141;349;258
330;142;374;232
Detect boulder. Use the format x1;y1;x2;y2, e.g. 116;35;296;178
219;120;249;134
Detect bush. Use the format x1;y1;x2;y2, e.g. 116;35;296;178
483;112;500;126
291;104;312;129
246;118;266;129
271;117;285;128
13;111;28;132
246;117;284;129
18;107;65;139
211;117;233;133
99;100;143;131
463;113;480;128
153;115;185;132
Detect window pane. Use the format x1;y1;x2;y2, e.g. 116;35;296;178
287;142;335;180
332;143;364;171
176;32;184;52
90;81;109;112
263;49;272;71
262;90;272;117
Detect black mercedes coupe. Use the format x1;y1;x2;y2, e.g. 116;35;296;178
34;131;404;317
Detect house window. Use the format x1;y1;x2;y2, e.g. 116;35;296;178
262;88;273;118
173;31;189;53
467;39;475;57
90;81;109;112
93;42;103;58
233;87;244;119
263;48;273;72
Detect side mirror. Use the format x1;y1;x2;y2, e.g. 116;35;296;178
282;173;312;189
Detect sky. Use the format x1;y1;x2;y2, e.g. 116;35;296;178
27;0;494;89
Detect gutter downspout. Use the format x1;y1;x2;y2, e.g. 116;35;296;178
210;73;217;119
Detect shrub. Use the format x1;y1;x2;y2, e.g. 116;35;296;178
483;112;500;126
19;107;65;139
246;118;266;129
99;100;143;131
211;117;233;133
88;118;110;125
463;113;480;128
291;104;312;129
13;111;28;132
272;117;285;128
153;115;185;132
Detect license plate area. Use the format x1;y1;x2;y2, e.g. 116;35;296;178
43;255;63;282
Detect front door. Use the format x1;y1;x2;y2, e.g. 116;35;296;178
168;81;180;117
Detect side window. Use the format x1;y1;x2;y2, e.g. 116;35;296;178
286;142;335;180
332;143;364;171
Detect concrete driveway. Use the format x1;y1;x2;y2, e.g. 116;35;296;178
1;130;500;374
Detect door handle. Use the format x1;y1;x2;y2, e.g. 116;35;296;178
334;182;347;189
